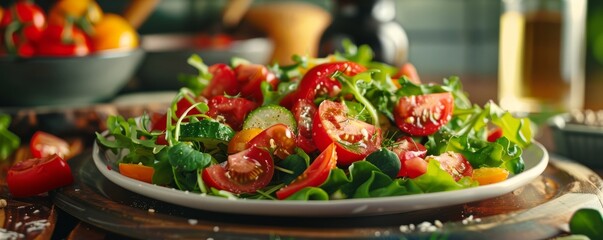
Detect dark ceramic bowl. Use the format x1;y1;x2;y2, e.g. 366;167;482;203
549;110;603;169
0;48;145;107
136;34;273;91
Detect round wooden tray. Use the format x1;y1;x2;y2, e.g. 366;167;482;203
51;151;603;239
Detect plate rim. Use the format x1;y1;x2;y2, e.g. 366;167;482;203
92;141;549;217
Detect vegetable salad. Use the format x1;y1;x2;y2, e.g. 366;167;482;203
96;42;533;201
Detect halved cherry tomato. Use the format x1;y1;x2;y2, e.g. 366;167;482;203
291;99;317;153
201;63;238;98
312;100;382;166
388;136;427;178
276;143;337;200
7;154;73;198
235;63;278;103
404;156;428;178
246;124;296;160
206;95;258;131
393;92;454;136
280;61;366;108
37;24;91;57
427;152;473;181
119;163;155;184
92;13;138;51
202;147;273;194
472;167;509;185
487;127;503;142
30;131;71;159
393;62;421;84
228;128;263;154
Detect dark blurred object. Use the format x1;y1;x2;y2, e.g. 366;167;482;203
549;110;603;169
0;49;144;107
319;0;408;67
135;34;272;91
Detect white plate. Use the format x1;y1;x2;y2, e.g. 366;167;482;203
92;142;549;217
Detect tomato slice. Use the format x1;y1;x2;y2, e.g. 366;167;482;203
7;154;73;198
427;152;473;181
388;136;427;178
119;163;155;184
202;63;239;98
404;156;428;179
312;100;382;166
393;92;454;136
276;143;337;200
291;99;317;153
246;124;296;160
487;127;503;142
235;63;278;103
30;131;71;159
206;95;259;131
280;61;366;108
202;147;273;194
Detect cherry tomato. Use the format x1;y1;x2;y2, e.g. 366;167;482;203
312;100;382;166
291;99;317;153
280;61;366;108
1;1;46;57
427;152;473;181
37;24;91;57
228;128;263;154
404;156;428;179
393;92;454;136
30;131;71;159
393;62;421;84
235;63;278;103
201;63;238;98
388;136;427;178
247;124;296;160
276;143;337;200
202;147;274;194
206;95;259;131
487;127;503;142
7;154;73;198
119;163;155;184
92;13;138;51
48;0;103;27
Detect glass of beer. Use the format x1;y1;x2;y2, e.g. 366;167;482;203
498;0;587;113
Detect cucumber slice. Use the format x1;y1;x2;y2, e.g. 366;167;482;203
243;105;297;132
179;119;235;150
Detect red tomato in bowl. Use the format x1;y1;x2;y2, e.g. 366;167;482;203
7;154;73;198
37;24;91;57
201;63;238;98
276;143;337;200
280;61;366;108
312;100;382;166
393;92;454;136
388;136;427;178
235;63;278;103
202;147;273;194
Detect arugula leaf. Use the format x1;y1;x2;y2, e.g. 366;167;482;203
167;142;211;172
0;114;19;161
337;71;380;126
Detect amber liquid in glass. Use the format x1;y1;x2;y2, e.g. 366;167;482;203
499;10;575;113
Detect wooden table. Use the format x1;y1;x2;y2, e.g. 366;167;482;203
1;76;602;239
